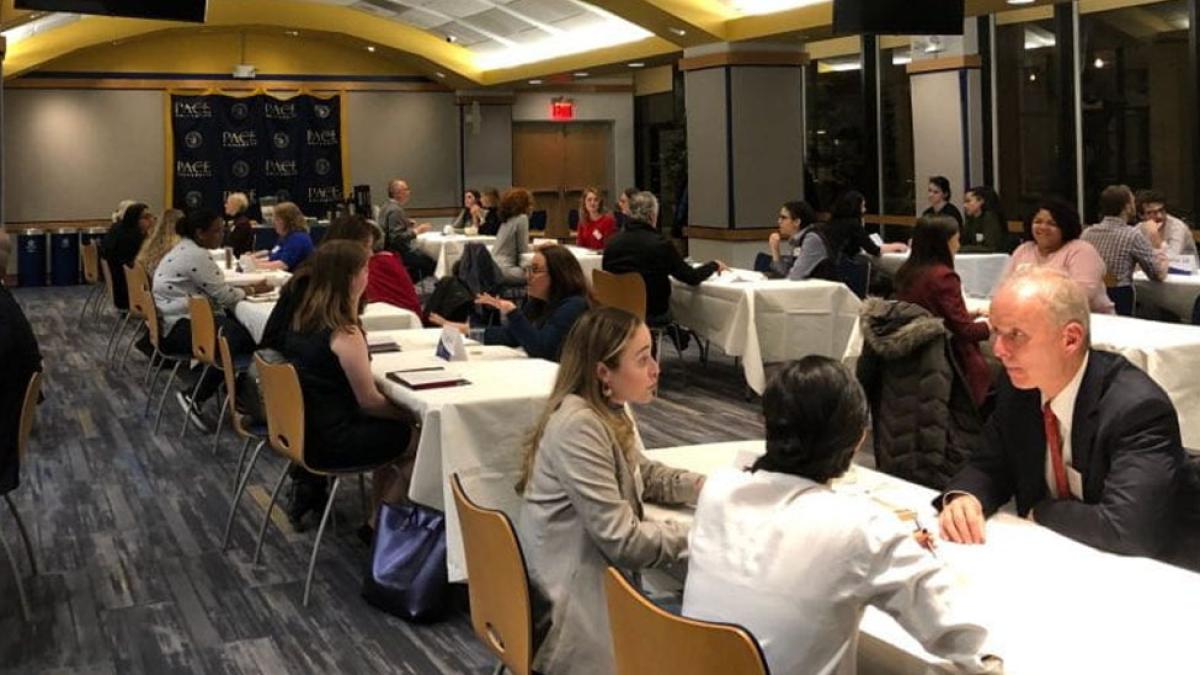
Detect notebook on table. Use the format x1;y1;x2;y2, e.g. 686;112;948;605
386;366;470;390
366;334;401;354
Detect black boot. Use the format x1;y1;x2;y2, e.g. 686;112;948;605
286;472;328;531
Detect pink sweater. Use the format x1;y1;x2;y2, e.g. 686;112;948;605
1001;240;1114;314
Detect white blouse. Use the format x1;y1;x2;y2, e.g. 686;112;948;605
682;468;1000;675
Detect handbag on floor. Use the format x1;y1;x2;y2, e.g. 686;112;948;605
362;501;449;622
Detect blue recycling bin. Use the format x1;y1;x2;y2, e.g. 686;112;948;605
253;225;278;252
17;230;47;287
51;228;80;285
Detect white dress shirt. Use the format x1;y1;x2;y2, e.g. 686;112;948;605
682;468;1000;675
1041;353;1089;499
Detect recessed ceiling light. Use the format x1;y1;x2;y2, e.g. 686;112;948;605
435;72;447;79
1007;0;1036;4
528;79;543;84
628;62;645;68
668;27;687;36
285;30;299;37
573;72;590;78
366;45;376;52
446;34;458;43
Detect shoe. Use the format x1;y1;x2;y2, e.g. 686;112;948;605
175;391;213;433
286;480;328;531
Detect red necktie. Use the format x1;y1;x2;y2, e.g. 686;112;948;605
1042;403;1072;500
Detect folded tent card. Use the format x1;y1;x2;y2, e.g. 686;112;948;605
436;326;469;361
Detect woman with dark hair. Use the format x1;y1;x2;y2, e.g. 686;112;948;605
1000;197;1112;313
961;186;1009;253
452;189;482;229
683;356;1002;675
433;245;592;361
154;209;268;425
613;186;639;231
102;202;155;310
767;200;835;280
895;216;992;407
575;187;617;251
475;187;502;236
518;307;703;675
921;175;963;227
494;187;534;283
827;190;908;259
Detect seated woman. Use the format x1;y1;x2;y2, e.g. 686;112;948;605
154;209;268;427
280;241;416;532
324;215;421;316
224;192;255;257
452;189;481;230
894;216;991;408
135;208;183;283
1000;197;1112;313
575;187;617;251
475;187;502;236
493;187;533;284
102;202;155;311
682;356;1002;675
961;185;1010;253
254;201;313;271
826;190;908;258
432;245;591;361
921;175;964;227
767;199;837;280
518;307;703;675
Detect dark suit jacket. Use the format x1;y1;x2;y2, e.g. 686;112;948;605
940;349;1188;560
601;220;718;319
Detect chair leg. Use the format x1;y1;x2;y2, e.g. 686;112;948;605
491;661;506;675
252;463;291;565
302;476;341;607
1;526;31;621
118;325;144;373
358;474;368;521
221;440;266;551
231;438;258;494
179;364;211;439
211;392;230;456
104;313;128;363
79;285;100;323
142;350;159;389
3;494;37;575
144;355;166;415
153;361;183;434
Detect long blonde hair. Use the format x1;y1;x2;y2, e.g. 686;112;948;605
291;241;368;334
517;307;642;493
136;208;183;278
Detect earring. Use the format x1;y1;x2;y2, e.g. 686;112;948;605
602;383;612;399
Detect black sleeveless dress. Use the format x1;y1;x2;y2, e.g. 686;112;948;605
280;327;410;471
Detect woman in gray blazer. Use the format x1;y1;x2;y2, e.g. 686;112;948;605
517;307;703;675
493;187;533;284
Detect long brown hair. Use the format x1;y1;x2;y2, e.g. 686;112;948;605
527;244;594;322
498;187;533;221
291;241;368;334
517;307;642;492
578;186;607;225
274;201;308;234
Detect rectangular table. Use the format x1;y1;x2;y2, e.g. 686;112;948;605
235;301;421;343
1134;270;1200;322
415;232;497;278
644;440;1200;675
372;349;558;581
877;252;1010;298
670;273;862;394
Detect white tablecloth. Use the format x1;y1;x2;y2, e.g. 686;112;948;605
644;440;1200;675
1134;271;1200;322
521;244;603;283
235;301;421;343
372;350;558;581
221;269;291;288
415;232;497;278
670;273;862;394
877;252;1010;298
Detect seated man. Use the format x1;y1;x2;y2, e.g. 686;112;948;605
938;267;1194;566
1081;184;1167;290
1136;188;1199;265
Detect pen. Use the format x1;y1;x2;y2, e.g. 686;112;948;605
912;516;939;559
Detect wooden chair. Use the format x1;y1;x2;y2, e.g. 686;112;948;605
211;333;265;491
99;258;128;362
3;371;43;621
137;277;191;433
116;264;151;373
450;473;534;675
78;242;104;321
591;269;681;361
223;353;381;607
603;567;769;675
179;297;219;438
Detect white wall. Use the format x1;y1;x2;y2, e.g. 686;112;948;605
346;91;459;208
511;91;635;193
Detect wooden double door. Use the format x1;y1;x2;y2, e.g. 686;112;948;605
513;122;613;238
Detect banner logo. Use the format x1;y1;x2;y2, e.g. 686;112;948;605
314;158;332;176
176;160;212;178
232;160;251;178
231;102;250;120
265;159;298;177
265;102;297;119
308;186;342;203
272;132;290;149
184;131;204;149
223;189;257;203
185;191;204;209
314;103;332;119
222;130;258;148
173;101;212;118
306;129;338;146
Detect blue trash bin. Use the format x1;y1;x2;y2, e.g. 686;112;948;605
52;228;81;286
17;229;48;287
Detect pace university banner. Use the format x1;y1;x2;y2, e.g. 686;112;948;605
170;93;345;217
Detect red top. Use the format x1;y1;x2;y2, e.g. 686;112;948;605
894;264;991;408
575;212;617;251
366;251;422;316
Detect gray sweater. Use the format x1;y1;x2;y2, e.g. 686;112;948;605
152;238;245;332
493;213;531;283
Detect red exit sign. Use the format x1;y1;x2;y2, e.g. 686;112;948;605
551;97;574;120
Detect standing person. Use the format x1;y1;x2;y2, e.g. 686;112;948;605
135;208;183;283
0;229;43;497
378;178;435;281
1136;189;1198;264
518;307;704;675
223;192;255;257
825;190;908;260
766;200;835;281
493;187;534;284
574;187;617;251
1080;185;1166;314
961;186;1010;253
102;202;156;311
999;198;1113;314
922;176;964;228
252;201;314;272
451;189;481;229
602;192;727;326
894;216;992;408
683;357;1002;675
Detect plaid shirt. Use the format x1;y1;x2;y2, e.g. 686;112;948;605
1081;217;1167;287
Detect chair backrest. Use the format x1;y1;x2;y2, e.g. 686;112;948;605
139;277;165;350
254;353;307;466
450;473;533;675
123;264;149;321
188;296;217;366
529;210;548;232
752;252;773;274
217;333;254;438
99;257;117;307
81;242;100;284
1103;271;1119;288
592;270;647;321
18;371;43;460
603;567;769;675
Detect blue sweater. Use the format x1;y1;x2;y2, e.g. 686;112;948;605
269;231;314;271
483;295;588;361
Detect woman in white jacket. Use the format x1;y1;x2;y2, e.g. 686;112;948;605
682;356;1003;675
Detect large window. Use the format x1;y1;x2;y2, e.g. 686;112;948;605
806;41;866;212
1079;0;1192;223
880;40;915;215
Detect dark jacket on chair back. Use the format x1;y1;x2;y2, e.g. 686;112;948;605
601;219;718;319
